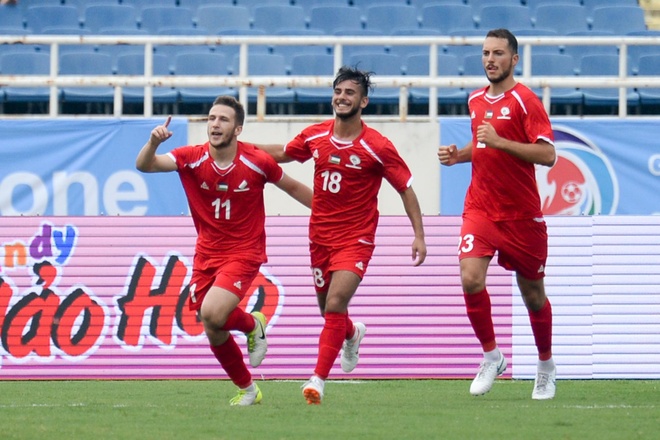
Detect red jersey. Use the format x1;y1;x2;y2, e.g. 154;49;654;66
465;82;554;221
285;120;413;246
168;141;283;262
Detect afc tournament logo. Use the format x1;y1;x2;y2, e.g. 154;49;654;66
536;125;619;215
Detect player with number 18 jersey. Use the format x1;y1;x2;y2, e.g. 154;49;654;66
285;119;413;247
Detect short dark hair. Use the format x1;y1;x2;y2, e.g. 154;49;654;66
333;65;373;97
486;28;518;55
212;95;245;126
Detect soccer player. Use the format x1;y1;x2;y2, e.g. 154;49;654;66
257;66;427;404
438;29;557;400
135;95;312;406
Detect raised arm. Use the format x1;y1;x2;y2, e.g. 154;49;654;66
136;116;178;173
254;143;294;164
399;186;427;266
274;173;313;209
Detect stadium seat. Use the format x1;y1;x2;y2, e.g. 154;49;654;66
533;4;589;35
636;54;660;105
476;5;533;32
309;6;362;35
461;54;484;77
289;53;335;104
525;0;582;14
563;31;619;63
0;4;25;30
420;4;475;34
405;53;468;107
174;52;235;105
83;5;139;34
59;52;116;104
119;0;175;11
239;53;295;104
25;5;81;33
388;28;442;59
176;0;232;15
1;52;52;103
513;29;561;56
347;52;403;105
297;0;348;21
252;5;307;34
196;5;251;34
139;6;195;34
579;54;639;107
364;4;419;34
591;6;648;35
582;0;640;16
234;0;292;11
115;52;178;105
468;0;522;22
270;29;329;73
333;29;387;63
528;53;582;106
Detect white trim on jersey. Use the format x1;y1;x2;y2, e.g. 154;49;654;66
239;154;267;177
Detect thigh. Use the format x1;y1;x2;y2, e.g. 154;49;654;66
189;256;261;311
497;218;548;280
309;241;374;294
459;213;498;260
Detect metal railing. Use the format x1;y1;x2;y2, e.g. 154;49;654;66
1;34;660;119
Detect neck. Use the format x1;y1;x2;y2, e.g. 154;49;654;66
333;116;363;141
209;141;237;167
489;77;517;96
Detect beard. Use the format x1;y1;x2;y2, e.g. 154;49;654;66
334;103;361;120
486;63;514;84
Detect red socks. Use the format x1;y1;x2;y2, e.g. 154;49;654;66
210;337;251;388
314;311;347;380
464;289;497;352
220;307;255;334
529;299;553;361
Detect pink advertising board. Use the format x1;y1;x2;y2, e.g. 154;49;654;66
0;216;512;380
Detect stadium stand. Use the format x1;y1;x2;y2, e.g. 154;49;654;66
139;6;195;34
419;4;475;34
636;54;660;107
116;52;178;111
364;4;419;34
308;5;362;34
252;4;307;34
195;5;251;34
405;52;468;112
25;5;81;33
579;54;640;110
591;6;648;34
82;5;139;34
533;4;590;35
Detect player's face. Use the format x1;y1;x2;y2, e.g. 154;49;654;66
482;37;518;84
332;80;368;120
207;104;241;149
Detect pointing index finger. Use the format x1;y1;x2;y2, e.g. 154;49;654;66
164;115;172;128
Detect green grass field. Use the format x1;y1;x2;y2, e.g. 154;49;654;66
0;379;656;440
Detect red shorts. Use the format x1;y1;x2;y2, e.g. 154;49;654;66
187;255;262;311
309;241;375;293
459;213;548;280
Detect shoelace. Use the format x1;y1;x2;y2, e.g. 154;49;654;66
535;373;550;390
230;390;247;405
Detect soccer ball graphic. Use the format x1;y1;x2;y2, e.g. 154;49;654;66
560;181;583;204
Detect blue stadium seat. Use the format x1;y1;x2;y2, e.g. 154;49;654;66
98;26;147;35
115;52;178;104
176;0;232;16
120;0;175;12
333;29;387;63
528;53;582;106
388;28;442;60
25;5;81;33
514;29;561;56
174;52;235;104
83;5;138;34
252;5;307;34
59;52;115;104
347;52;403;105
533;4;589;35
139;6;195;34
461;54;484;77
636;55;660;105
591;6;647;35
297;0;348;21
582;0;640;16
405;53;468;107
476;5;533;32
196;5;251;34
563;31;619;62
236;53;295;104
270;29;329;73
420;4;475;34
234;0;291;11
579;54;639;107
309;6;362;35
290;53;335;104
1;52;52;103
525;0;581;14
364;4;419;34
0;4;25;30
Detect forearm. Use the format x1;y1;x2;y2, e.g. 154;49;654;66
135;140;160;172
255;143;292;163
401;187;425;239
493;139;555;167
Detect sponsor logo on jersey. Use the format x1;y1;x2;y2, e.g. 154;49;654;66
536;125;618;215
346;154;362;169
200;182;209;190
355;261;364;271
234;280;242;291
497;106;511;120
